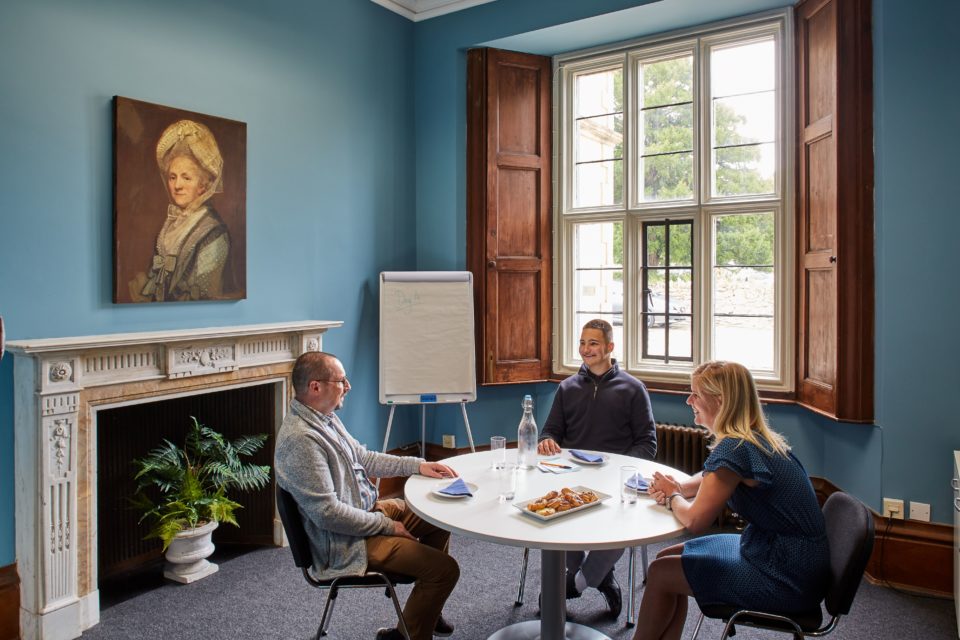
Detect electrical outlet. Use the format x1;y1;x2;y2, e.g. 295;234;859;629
882;497;904;519
442;434;456;449
908;501;930;522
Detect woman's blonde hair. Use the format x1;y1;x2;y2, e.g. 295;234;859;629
692;360;788;456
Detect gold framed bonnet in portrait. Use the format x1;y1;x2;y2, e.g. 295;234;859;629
113;96;247;303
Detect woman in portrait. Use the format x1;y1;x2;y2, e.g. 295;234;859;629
130;119;230;301
633;360;829;640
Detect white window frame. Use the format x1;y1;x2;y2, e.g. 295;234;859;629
552;9;795;393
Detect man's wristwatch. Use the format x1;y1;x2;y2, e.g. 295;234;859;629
666;492;683;511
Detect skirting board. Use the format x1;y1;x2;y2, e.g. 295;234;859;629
0;563;18;640
810;477;953;597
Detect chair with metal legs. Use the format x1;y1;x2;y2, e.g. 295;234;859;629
515;544;649;625
689;491;874;640
276;485;415;640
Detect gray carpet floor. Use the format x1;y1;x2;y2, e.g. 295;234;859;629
82;534;957;640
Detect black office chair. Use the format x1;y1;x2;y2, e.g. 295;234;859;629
276;485;414;640
690;491;875;640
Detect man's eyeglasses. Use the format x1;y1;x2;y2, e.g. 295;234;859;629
314;377;349;387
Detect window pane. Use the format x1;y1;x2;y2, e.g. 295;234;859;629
639;55;694;204
646;224;665;266
645;321;665;359
669;320;692;358
712;213;775;371
641;55;693;108
574;160;623;207
576;68;622;118
669;269;692;319
574;67;623;208
714;92;775;146
714;315;773;371
643;104;693;153
574;222;623;360
642;221;693;362
714;267;774;316
669;224;693;267
711;40;775;98
576;114;623;163
713;142;775;197
716;213;774;266
640;152;694;202
710;38;776;199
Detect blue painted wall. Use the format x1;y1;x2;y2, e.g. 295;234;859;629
1;0;958;571
0;0;417;566
411;0;959;526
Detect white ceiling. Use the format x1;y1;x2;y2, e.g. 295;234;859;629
369;0;497;22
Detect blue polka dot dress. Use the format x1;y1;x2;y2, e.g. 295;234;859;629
681;437;830;613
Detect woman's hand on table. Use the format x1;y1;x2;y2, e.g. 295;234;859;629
419;461;458;478
648;471;684;506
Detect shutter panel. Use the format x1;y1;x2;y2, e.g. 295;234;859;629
467;48;552;384
796;0;874;421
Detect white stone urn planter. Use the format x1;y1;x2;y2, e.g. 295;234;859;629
163;520;219;584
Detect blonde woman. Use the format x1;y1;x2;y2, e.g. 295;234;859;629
131;119;230;301
634;361;829;640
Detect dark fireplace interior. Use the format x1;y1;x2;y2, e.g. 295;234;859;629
96;383;277;596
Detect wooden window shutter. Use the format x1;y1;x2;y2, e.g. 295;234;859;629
795;0;874;421
467;48;552;385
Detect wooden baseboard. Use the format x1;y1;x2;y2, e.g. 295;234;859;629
0;563;19;640
810;477;954;597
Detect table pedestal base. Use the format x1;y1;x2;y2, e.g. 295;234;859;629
488;550;611;640
488;620;612;640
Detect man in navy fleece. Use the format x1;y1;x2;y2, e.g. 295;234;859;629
537;318;657;619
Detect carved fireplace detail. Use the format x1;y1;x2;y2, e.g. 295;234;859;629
7;321;341;640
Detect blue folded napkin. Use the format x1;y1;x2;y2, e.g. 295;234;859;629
569;449;604;463
438;478;473;496
625;474;649;491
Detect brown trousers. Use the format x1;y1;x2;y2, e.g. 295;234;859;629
367;499;459;640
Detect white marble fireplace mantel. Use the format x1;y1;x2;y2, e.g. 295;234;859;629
7;320;342;640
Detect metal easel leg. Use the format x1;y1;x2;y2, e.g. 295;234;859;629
377;405;397;490
460;402;476;452
382;405;397;453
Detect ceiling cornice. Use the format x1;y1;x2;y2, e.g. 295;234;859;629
369;0;497;22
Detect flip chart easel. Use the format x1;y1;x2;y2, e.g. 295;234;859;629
379;271;477;456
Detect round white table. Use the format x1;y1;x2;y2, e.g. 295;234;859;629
404;450;689;640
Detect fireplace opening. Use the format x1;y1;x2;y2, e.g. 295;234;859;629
95;382;278;598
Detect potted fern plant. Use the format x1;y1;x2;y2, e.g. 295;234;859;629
132;416;271;583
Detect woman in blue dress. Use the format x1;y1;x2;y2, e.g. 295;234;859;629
633;361;830;640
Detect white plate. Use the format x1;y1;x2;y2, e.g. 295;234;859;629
514;486;612;521
431;481;479;499
566;451;608;465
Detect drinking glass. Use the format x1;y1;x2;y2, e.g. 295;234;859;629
620;465;639;504
490;435;507;469
498;463;518;502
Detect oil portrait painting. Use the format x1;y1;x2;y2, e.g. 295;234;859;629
114;97;246;303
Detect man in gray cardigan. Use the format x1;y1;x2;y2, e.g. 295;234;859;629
275;351;460;640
